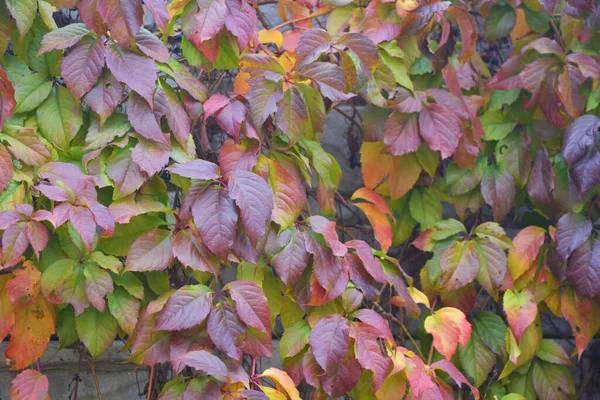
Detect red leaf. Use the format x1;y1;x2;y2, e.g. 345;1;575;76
97;0;143;47
186;0;227;45
126;229;174;271
0;143;12;194
446;6;478;63
131;138;170;176
296;29;332;67
349;323;391;390
431;359;480;399
162;84;191;149
352;309;394;342
346;239;388;283
353;202;392;253
175;350;228;376
346;253;379;301
9;370;49;400
228;171;274;246
503;288;537;343
106;43;157;106
309;314;350;370
207;302;246;360
228;280;271;335
320;349;362;398
156;285;213;331
565;0;595;11
192;185;238;259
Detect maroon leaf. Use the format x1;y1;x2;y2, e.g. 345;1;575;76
84;72;123;125
384;112;421;156
186;0;227;45
144;0;169;32
156;285;213;331
349;323;391;391
565;0;595;11
320;348;362;398
296;29;332;67
265;228;308;286
126;91;169;146
207;302;246;360
352;309;394;342
347;240;388;283
135;28;170;63
168;159;220;181
106;43;157;106
308;216;347;257
224;0;257;50
173;229;219;275
191;185;238;259
296;62;353;102
170;60;207;103
276;87;309;143
228;280;271;335
175;350;228;376
346;253;379;301
162;84;191;149
336;33;378;71
419;103;460;159
126;229;174;271
563;115;600;165
239;326;273;358
556;212;592;261
97;0;143;47
481;165;516;221
218;139;259;179
228;171;273;246
131;138;170;176
309;314;350;371
567;238;600;298
78;0;108;35
528;148;557;208
106;147;147;199
305;232;344;292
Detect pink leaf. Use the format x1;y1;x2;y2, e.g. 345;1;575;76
9;370;49;400
0;143;12;194
70;206;97;252
126;91;169;146
175;350;228;376
173;229;220;275
207;302;246;360
305;232;344;292
106;43;157;106
228;280;271;335
167;159;220;180
308;216;347;257
144;0;169;31
61;36;104;98
84;72;123;126
126;229;174;271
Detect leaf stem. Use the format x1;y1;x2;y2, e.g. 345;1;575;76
79;347;103;400
147;365;155;400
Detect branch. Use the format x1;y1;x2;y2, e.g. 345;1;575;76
372;302;425;360
333;106;364;135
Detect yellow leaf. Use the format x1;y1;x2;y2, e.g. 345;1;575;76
259;386;288;400
511;8;530;43
259;29;284;48
407;287;430;309
260;368;301;400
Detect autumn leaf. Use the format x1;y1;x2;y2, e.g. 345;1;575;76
9;370;50;400
504;288;537;343
424;307;472;360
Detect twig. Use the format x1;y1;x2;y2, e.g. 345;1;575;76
79;348;103;400
147;365;155;400
73;351;83;400
575;366;597;400
255;6;272;29
549;18;566;52
208;70;227;94
272;9;333;31
427;340;435;365
333;106;364;135
372;303;425;360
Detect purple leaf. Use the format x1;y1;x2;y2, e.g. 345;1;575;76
84;72;123;126
228;171;273;246
562;115;600;165
144;0;169;32
135;29;170;63
556;212;592;261
296;29;332;67
173;229;220;275
175;350;228;376
156;285;213;331
191;185;238;259
207;302;246;361
167;159;220;180
97;0;143;48
265;228;308;286
228;280;271;335
224;0;257;50
305;232;343;292
126;229;174;271
567;238;600;298
126;91;169;146
481;164;516;221
309;314;349;371
106;43;157;105
61;36;104;99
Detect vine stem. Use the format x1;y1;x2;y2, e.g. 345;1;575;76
147;365;155;400
372;302;426;360
333;106;364;135
251;357;257;390
575;366;597;400
79;348;103;400
549;18;566;51
271;8;333;30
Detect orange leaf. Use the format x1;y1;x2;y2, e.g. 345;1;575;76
6;261;41;306
6;295;55;370
351;187;392;216
360;142;392;189
560;287;593;358
260;368;301;400
507;226;545;281
354;202;392;253
389;153;422;199
424;307;471;360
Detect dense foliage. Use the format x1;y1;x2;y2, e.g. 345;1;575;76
1;0;600;398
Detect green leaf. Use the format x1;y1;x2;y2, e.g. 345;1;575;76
487;89;520;111
485;2;516;40
416;144;439;177
279;320;311;359
107;287;140;336
472;312;507;358
522;5;549;33
57;306;78;349
536;339;572;365
481;110;518;141
531;361;572;400
36;85;83;150
459;329;496;387
75;306;117;358
214;33;239;70
13;73;53;113
409;187;443;230
496;130;531;186
97;215;165;257
6;0;37;37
